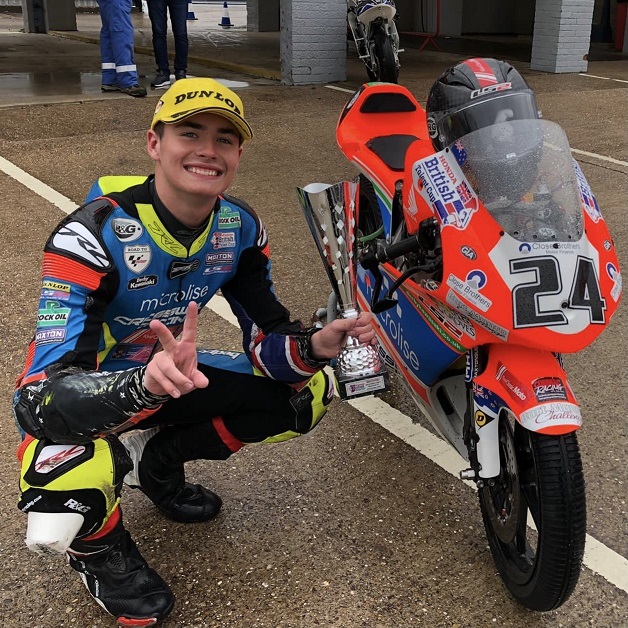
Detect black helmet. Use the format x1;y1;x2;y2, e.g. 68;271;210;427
426;58;539;151
426;58;543;204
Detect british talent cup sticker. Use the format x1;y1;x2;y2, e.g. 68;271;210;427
412;149;479;230
573;160;603;223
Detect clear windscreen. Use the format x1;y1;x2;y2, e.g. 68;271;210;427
449;119;584;243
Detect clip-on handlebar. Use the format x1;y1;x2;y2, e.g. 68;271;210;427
360;217;441;314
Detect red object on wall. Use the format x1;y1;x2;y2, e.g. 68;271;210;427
615;1;628;51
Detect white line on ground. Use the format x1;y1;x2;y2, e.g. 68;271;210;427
579;73;628;84
2;146;627;596
206;293;628;596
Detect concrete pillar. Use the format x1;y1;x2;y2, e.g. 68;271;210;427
21;0;77;33
530;0;594;73
47;0;77;31
280;0;346;85
247;0;279;32
22;0;49;33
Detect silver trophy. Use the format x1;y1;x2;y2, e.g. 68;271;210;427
297;179;389;400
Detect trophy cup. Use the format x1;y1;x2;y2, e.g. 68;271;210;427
297;178;389;400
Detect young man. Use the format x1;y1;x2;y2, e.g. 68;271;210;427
147;0;189;89
97;0;147;97
14;77;375;626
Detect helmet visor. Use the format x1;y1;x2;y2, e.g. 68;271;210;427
434;91;539;149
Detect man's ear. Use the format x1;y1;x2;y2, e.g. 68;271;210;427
146;129;160;160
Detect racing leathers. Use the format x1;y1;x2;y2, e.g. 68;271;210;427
15;175;334;538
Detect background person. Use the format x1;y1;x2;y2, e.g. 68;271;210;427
14;77;375;626
97;0;147;97
147;0;189;89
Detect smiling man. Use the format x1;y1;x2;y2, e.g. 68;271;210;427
13;78;375;626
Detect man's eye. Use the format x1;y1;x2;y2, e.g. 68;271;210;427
218;137;234;144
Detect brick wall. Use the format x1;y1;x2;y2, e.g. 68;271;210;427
531;0;595;72
280;0;346;85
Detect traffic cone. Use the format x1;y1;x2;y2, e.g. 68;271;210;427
187;1;197;20
218;1;233;28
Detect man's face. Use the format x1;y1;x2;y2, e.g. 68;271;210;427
147;112;243;207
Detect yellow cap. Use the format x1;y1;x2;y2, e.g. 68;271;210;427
151;77;253;141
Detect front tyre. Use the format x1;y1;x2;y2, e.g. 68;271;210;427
478;414;586;611
372;27;399;83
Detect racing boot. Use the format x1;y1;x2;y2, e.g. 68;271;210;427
67;513;174;626
123;421;236;523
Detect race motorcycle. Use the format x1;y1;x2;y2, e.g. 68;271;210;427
312;82;622;610
347;0;402;83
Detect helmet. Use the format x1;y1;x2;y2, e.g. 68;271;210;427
426;58;543;204
426;58;539;151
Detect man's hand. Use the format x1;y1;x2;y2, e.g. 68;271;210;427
309;311;376;361
144;301;209;398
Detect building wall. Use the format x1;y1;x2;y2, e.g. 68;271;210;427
280;0;346;84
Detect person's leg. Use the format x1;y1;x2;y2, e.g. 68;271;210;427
122;353;334;522
167;0;189;77
68;508;174;624
96;0;117;87
107;0;142;89
18;434;173;624
147;0;171;76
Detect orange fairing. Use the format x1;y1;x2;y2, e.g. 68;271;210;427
475;344;581;435
336;83;428;204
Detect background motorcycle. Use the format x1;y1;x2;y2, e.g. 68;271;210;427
347;0;402;83
313;82;622;610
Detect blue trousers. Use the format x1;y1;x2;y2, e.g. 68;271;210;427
97;0;139;88
147;0;189;74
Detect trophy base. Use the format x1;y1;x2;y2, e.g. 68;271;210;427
335;367;390;401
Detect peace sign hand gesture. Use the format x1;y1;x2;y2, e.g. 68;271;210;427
143;301;209;398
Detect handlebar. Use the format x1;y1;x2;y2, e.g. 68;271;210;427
359;217;439;270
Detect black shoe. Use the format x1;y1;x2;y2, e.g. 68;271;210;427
120;84;147;97
123;428;223;523
156;482;222;523
68;530;174;626
174;70;187;81
151;71;171;89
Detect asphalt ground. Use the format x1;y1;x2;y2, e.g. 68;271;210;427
0;6;627;628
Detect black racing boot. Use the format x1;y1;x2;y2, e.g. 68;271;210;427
67;517;174;626
123;422;232;523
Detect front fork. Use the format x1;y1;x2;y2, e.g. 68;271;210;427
461;345;582;484
347;11;401;66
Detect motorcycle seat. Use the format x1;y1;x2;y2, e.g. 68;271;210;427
366;134;419;171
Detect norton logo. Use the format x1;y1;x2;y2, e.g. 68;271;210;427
168;259;201;279
172;91;242;115
112;218;143;242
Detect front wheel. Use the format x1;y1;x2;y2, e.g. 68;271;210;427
372;27;399;83
478;414;586;611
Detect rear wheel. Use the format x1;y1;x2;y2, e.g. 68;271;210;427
372;27;398;83
478;414;586;611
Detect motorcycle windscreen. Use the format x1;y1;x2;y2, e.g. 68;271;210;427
450;119;584;243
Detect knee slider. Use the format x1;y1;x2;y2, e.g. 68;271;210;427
290;369;335;434
18;435;132;540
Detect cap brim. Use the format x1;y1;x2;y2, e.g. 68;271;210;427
155;106;253;141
